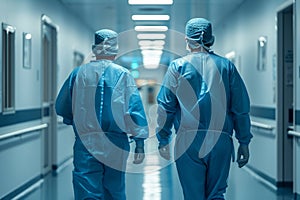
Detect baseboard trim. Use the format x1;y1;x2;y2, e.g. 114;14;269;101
1;175;43;200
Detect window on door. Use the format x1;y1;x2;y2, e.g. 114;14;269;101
2;23;15;114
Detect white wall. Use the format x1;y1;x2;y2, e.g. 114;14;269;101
0;0;93;110
0;126;41;198
0;0;93;198
214;0;287;107
213;0;287;183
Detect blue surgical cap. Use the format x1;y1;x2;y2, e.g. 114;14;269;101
92;29;118;56
185;18;215;47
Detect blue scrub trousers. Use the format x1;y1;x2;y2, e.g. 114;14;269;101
175;132;233;200
72;134;130;200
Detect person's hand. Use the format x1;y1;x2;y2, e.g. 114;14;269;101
133;147;145;164
158;144;170;160
237;144;249;168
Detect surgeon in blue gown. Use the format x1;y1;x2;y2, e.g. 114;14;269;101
55;29;149;200
156;18;253;200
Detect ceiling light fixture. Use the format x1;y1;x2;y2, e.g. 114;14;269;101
135;26;168;32
137;34;166;40
141;50;163;56
143;56;161;69
129;0;173;5
139;40;165;46
140;46;164;50
132;15;170;21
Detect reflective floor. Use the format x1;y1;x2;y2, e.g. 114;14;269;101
21;156;297;200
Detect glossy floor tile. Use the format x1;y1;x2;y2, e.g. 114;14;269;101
20;157;297;200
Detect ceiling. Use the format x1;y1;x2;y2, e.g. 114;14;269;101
59;0;245;70
59;0;245;32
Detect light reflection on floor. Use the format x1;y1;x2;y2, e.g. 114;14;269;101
21;134;296;200
22;158;297;200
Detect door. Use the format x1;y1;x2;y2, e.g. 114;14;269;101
293;0;300;195
41;15;57;174
277;2;294;186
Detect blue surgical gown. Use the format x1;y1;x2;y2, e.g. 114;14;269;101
156;52;253;199
55;59;148;200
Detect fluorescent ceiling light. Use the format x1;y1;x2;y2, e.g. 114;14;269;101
128;0;173;5
141;50;163;56
139;39;164;50
137;34;166;40
143;56;161;69
142;49;162;69
135;26;168;32
132;15;170;21
139;40;165;46
140;46;164;50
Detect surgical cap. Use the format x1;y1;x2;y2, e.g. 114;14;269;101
185;18;215;47
92;29;118;56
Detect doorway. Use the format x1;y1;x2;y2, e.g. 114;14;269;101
277;2;294;186
41;15;58;174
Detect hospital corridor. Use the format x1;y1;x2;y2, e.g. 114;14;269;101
1;0;300;199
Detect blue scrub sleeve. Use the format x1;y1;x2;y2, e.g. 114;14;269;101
156;63;179;146
55;69;78;125
124;73;149;147
229;64;253;145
